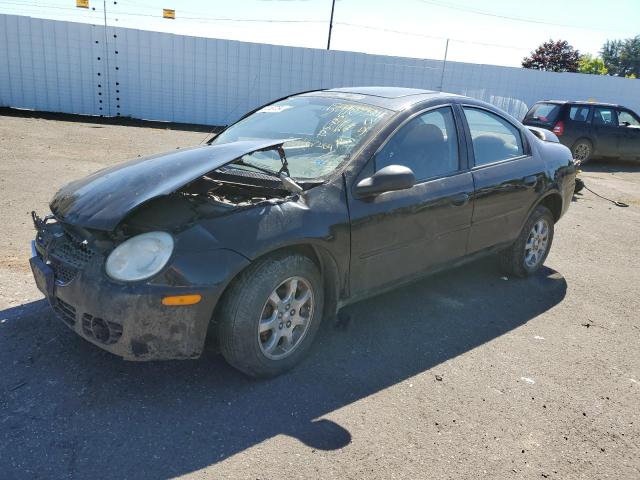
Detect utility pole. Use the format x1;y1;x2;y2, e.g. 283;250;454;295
326;0;336;50
438;38;449;91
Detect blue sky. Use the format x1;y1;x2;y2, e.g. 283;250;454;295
1;0;638;67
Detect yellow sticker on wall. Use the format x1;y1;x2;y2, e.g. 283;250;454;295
163;9;175;19
76;0;89;8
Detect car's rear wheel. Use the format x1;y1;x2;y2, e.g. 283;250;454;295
217;253;323;378
500;205;554;277
571;139;593;164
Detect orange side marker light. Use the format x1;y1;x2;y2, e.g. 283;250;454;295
162;294;202;306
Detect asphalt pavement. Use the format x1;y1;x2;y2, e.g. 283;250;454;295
1;112;638;479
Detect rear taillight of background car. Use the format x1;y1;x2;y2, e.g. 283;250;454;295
553;121;565;136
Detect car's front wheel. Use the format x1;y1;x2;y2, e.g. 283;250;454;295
500;205;554;277
217;253;323;378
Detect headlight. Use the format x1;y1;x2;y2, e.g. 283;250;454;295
105;231;174;281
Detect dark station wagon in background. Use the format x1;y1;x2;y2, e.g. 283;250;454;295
523;100;640;163
30;87;576;377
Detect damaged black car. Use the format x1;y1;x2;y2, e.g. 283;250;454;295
30;87;576;377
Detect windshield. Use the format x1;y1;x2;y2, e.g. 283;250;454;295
524;103;561;125
211;96;392;180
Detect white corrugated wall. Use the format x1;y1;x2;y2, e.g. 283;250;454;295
1;14;639;125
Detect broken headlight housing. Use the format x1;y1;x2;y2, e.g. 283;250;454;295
105;231;174;282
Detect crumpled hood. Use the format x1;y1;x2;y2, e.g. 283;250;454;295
50;139;289;231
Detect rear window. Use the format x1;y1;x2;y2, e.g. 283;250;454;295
525;103;561;125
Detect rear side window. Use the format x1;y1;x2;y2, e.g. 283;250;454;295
569;106;590;122
593;107;617;126
525;103;561;125
463;107;524;166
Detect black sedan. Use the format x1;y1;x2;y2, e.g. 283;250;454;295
30;87;576;377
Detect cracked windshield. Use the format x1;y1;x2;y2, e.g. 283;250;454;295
212;96;392;179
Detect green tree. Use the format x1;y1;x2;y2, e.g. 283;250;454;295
601;36;640;77
602;39;624;75
522;39;580;72
578;54;608;75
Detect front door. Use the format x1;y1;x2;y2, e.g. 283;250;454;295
617;109;640;160
348;106;474;294
592;106;622;157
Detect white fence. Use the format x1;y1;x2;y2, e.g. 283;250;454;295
1;14;639;126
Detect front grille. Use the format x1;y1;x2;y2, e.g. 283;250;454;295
50;259;76;285
53;298;76;327
36;223;97;286
82;313;123;345
53;234;96;269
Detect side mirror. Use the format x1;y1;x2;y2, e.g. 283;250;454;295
354;165;416;198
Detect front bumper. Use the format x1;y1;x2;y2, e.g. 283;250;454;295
30;230;249;360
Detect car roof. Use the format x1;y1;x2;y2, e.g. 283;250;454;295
302;86;459;111
326;86;438;98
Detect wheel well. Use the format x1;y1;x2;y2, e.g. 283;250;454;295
572;137;593;149
208;244;342;343
264;244;341;322
539;193;562;222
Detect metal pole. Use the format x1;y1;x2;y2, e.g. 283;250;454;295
438;38;449;91
326;0;336;50
102;0;112;116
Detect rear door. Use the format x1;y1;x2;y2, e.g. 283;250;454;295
462;106;544;253
564;104;592;146
348;105;474;294
592;106;622;157
616;109;640;160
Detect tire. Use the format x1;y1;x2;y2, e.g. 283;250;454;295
571;139;593;164
217;253;324;378
500;206;555;278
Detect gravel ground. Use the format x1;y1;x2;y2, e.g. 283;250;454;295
0;112;639;480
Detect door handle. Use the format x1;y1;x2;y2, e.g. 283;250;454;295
524;175;538;187
450;193;469;206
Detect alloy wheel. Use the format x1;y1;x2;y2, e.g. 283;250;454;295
573;143;591;162
258;276;314;360
524;219;550;268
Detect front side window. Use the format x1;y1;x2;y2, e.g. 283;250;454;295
617;110;640;127
593;107;617;126
569;105;590;122
375;107;459;182
463;107;524;166
212;96;392;180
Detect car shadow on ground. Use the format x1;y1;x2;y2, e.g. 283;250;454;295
0;258;566;478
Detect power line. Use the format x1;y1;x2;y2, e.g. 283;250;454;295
0;1;324;23
419;0;632;34
0;2;532;52
335;22;531;51
0;1;91;12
